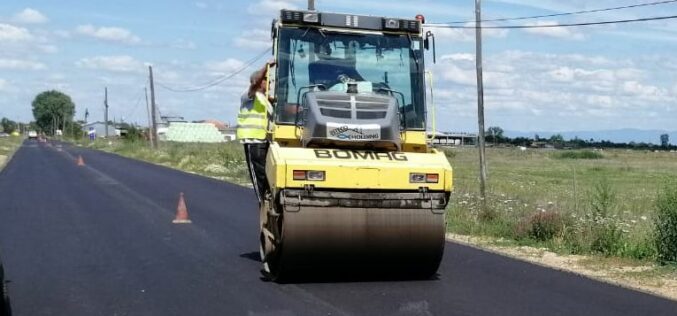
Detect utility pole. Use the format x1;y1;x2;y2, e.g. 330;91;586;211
148;66;158;149
308;0;315;10
62;108;66;138
104;87;109;138
475;0;488;209
144;87;155;148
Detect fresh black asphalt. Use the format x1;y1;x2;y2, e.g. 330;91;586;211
0;140;675;315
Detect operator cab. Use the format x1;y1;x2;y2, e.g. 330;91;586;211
271;10;428;151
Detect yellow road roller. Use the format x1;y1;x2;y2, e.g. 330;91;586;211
259;9;452;279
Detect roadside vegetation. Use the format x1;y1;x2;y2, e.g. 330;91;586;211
447;147;677;267
80;139;249;185
82;138;677;270
0;136;23;170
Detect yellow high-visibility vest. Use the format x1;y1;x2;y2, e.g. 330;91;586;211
237;92;271;140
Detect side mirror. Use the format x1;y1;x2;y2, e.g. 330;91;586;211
425;31;436;64
270;19;277;39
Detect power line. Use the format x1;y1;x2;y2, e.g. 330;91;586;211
427;14;677;29
157;48;272;92
122;90;145;122
444;0;677;24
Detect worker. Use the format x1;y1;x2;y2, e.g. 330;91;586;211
238;61;275;204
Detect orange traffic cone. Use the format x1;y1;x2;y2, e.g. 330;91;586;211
172;192;192;224
76;155;85;166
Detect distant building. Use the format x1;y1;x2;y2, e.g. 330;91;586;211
222;127;236;142
82;121;119;138
428;130;477;146
165;122;226;143
194;119;236;142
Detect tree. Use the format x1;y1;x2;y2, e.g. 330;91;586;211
549;134;564;147
486;126;504;144
31;90;75;135
0;117;17;133
510;137;532;147
660;134;669;148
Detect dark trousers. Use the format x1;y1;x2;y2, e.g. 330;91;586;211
244;142;269;203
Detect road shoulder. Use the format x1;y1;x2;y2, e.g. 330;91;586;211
447;233;677;301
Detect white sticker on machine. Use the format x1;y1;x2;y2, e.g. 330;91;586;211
327;122;381;141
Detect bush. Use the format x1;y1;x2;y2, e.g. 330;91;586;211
590;221;623;256
515;211;564;241
624;236;656;261
553;150;603;160
655;184;677;264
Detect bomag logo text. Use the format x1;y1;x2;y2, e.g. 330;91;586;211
314;149;408;161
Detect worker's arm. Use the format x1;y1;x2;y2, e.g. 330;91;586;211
247;61;276;99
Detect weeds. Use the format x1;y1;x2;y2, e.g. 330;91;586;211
553;150;604;160
0;136;23;169
83;139;250;184
590;220;623;256
655;183;677;264
591;178;616;218
515;211;565;242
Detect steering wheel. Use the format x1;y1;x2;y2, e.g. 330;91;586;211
373;82;392;94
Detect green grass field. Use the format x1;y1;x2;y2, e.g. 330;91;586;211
447;147;677;261
83;139;677;263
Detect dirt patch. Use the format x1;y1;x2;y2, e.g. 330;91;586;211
447;233;677;301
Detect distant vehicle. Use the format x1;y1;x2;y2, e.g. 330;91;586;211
0;256;10;316
27;131;38;140
0;133;8;138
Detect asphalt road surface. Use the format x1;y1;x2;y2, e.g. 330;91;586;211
0;140;675;316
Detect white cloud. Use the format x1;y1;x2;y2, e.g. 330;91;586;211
76;55;144;72
0;78;7;91
547;66;645;86
54;30;71;39
436;62;475;86
428;49;677;131
0;23;33;42
247;0;301;16
195;2;208;9
206;58;245;74
12;8;48;24
171;39;197;50
38;45;58;54
75;25;141;44
156;70;181;81
426;23;508;43
523;21;584;40
0;58;46;70
621;81;666;101
440;53;474;62
585;95;614;108
0;23;58;57
233;29;270;50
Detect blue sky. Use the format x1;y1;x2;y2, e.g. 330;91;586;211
1;0;676;133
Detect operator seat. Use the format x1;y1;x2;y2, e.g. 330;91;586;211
309;59;364;88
